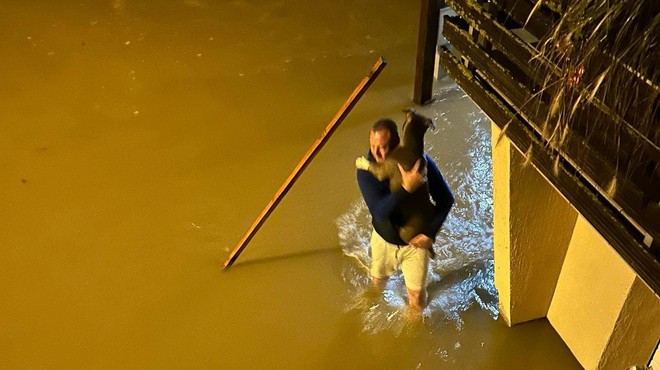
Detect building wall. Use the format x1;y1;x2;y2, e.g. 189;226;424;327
491;123;660;369
548;216;636;369
598;277;660;369
491;123;577;325
492;123;512;325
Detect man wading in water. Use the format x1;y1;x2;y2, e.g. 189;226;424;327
356;118;454;314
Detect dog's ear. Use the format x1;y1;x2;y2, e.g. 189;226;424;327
402;108;415;123
427;117;436;130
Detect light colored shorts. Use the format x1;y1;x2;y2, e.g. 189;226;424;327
370;230;429;292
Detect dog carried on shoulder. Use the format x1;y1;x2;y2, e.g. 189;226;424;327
356;108;437;257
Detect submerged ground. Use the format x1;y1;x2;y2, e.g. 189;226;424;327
1;1;581;368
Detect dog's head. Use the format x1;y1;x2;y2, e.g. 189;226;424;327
401;108;435;139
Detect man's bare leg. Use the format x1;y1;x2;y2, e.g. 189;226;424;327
406;288;427;312
372;276;388;290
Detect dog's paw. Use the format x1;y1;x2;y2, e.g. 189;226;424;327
355;156;370;170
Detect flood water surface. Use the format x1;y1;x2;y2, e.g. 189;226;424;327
1;1;581;368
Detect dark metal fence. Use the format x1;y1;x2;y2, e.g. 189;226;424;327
421;0;659;295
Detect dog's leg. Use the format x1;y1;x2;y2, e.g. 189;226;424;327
355;156;371;170
355;156;390;181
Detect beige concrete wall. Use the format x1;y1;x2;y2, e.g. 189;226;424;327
491;124;659;368
548;216;660;369
548;216;632;369
492;123;512;325
598;277;660;369
491;123;577;325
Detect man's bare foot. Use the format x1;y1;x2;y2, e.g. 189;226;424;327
404;305;424;323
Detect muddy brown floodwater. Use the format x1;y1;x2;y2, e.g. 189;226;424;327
1;0;582;369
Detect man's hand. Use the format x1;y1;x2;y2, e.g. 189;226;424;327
409;234;433;249
398;159;427;193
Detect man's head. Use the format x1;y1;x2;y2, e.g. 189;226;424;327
369;118;399;163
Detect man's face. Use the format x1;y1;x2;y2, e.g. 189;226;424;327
369;129;391;163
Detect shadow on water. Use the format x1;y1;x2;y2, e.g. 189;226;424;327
223;247;339;270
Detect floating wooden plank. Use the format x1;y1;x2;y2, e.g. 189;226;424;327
223;57;387;269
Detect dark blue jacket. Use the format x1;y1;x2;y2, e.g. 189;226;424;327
356;151;454;245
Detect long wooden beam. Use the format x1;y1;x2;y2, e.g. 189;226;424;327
223;57;387;269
